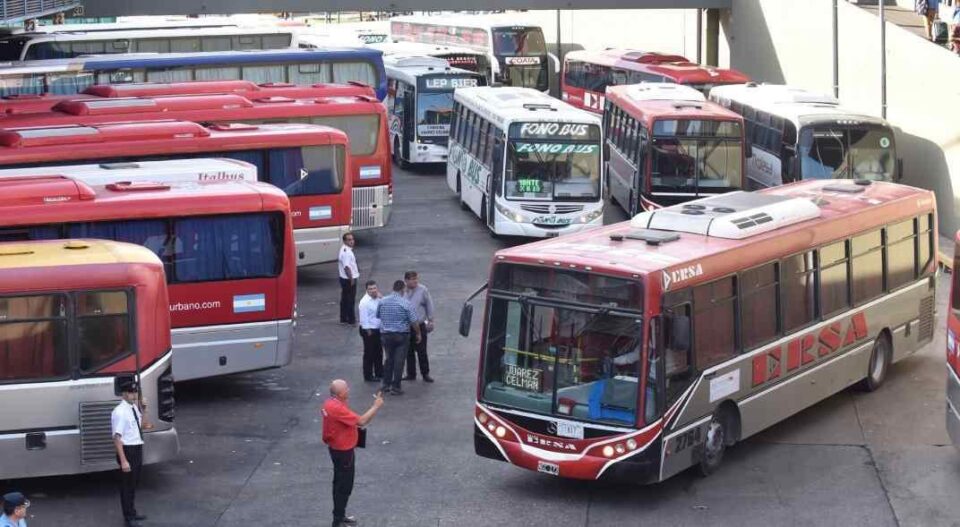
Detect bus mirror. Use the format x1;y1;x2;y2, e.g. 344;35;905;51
459;303;474;338
896;158;904;182
745;142;753;159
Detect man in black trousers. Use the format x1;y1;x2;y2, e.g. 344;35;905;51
338;233;359;325
111;379;146;527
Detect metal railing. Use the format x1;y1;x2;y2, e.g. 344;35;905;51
1;0;80;25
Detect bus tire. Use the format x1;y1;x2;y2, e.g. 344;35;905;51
699;404;737;477
858;332;892;392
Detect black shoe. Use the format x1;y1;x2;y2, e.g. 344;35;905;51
125;521;143;527
134;514;148;521
423;375;434;383
403;375;416;381
391;388;404;395
342;516;358;525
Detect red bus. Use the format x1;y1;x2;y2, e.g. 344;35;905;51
604;83;745;214
0;80;377;114
459;179;936;482
562;49;750;114
0;239;179;480
0;174;296;382
0;81;393;232
947;233;960;447
0;120;349;266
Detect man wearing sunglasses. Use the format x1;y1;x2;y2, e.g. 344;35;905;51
0;492;29;527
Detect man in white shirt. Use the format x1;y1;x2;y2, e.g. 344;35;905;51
358;280;384;382
111;379;146;527
338;232;360;325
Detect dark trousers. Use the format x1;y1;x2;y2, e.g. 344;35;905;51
360;327;383;380
406;323;430;377
117;444;143;521
329;447;355;522
381;332;409;390
339;278;357;324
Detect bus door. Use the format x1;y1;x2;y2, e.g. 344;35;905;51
488;133;505;230
401;85;415;161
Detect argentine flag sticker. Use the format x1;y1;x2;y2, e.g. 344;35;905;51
233;294;266;313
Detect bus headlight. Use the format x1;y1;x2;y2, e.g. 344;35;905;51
494;201;524;223
577;208;603;224
602;445;615;458
495;426;507;438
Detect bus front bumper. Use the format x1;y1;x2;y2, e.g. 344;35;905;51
410;143;448;164
948;367;960;447
294;225;349;266
494;209;603;238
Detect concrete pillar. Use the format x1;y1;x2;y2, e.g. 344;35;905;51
705;8;720;66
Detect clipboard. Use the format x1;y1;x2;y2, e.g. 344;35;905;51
357;427;367;449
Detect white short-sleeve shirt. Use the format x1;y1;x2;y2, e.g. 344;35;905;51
111;400;144;446
338;245;359;280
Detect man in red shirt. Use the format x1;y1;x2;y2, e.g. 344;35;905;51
322;379;384;527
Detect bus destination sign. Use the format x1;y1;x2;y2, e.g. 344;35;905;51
517;122;594;140
503;364;543;392
423;77;480;90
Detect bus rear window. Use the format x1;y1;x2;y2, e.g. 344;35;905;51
76;291;132;372
267;145;346;197
310;115;381;156
0;294;69;382
0;37;27;61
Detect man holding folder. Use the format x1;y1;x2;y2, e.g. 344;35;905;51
322;379;384;527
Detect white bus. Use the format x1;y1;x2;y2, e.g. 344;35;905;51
369;41;492;85
709;83;900;189
447;86;604;237
390;15;550;93
0;26;297;62
384;54;484;166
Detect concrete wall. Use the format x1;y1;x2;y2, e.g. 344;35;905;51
518;9;732;67
728;0;960;235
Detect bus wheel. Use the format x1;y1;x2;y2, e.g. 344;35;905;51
858;333;892;392
698;409;729;476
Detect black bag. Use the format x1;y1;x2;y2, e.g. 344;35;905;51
917;0;929;16
357;427;367;449
934;19;950;43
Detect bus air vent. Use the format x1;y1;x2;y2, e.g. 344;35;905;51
79;401;119;465
63;240;90;250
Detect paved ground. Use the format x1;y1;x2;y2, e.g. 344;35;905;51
5;166;960;527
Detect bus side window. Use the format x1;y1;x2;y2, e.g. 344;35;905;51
818;240;850;318
662;293;694;406
781;251;817;332
636;127;648;169
693;276;738;368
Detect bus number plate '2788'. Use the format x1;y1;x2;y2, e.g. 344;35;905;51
537;460;560;476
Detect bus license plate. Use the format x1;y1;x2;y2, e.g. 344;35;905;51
556;421;584;439
537;461;559;476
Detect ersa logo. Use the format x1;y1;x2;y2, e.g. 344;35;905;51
661;263;703;291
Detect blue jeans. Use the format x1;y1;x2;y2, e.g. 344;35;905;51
381;332;409;390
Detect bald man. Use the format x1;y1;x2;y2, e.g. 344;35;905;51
321;380;384;527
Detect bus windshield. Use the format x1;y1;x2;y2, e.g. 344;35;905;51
482;265;645;427
506;123;602;202
492;28;547;56
798;126;895;181
416;75;481;144
651;119;742;193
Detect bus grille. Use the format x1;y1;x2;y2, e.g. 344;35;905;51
918;295;935;342
521;204;583;215
79;401;119;465
352;186;388;230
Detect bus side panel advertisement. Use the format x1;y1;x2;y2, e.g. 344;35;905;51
168;279;278;327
